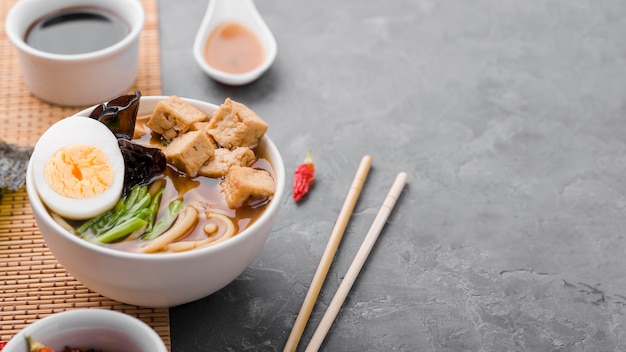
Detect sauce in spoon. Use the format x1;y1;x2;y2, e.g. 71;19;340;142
193;0;277;85
204;21;264;74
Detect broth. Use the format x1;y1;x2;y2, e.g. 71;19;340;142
25;6;129;55
104;115;274;253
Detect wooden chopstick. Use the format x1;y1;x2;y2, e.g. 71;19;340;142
283;155;373;352
304;171;408;352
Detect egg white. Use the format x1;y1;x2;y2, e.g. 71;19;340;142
32;115;125;220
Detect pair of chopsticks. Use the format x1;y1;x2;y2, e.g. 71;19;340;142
284;155;408;352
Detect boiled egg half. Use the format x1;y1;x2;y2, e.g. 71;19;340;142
31;116;124;220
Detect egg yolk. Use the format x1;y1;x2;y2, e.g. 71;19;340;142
44;144;114;199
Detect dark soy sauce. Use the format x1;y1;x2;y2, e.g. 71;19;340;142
25;7;129;55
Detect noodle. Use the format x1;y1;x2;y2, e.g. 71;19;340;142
207;212;236;240
52;212;77;233
163;212;237;252
141;205;199;253
167;238;211;252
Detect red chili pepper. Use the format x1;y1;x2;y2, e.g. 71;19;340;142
293;150;315;202
0;341;6;350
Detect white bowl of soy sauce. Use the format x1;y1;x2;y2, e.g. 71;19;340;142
5;0;144;107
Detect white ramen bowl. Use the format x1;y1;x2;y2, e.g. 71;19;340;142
5;0;145;106
26;96;285;307
2;309;168;352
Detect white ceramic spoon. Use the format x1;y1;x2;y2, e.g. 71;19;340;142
193;0;277;86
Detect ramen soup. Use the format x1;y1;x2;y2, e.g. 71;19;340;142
112;126;273;253
108;135;274;253
36;94;276;254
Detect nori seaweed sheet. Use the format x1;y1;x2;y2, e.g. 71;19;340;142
0;139;33;193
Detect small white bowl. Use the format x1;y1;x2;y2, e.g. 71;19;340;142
5;0;145;106
193;0;277;85
2;309;168;352
26;96;285;307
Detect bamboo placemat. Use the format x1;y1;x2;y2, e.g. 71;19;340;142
0;0;170;349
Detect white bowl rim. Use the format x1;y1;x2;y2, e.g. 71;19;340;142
5;0;145;62
27;95;285;262
4;308;168;351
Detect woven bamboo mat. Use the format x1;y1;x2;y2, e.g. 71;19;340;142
0;0;170;349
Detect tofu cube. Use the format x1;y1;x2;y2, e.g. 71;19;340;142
147;96;209;140
163;130;215;176
199;147;257;178
190;121;210;132
207;98;268;149
221;166;276;208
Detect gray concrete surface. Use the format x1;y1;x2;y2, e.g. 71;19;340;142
160;0;626;350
